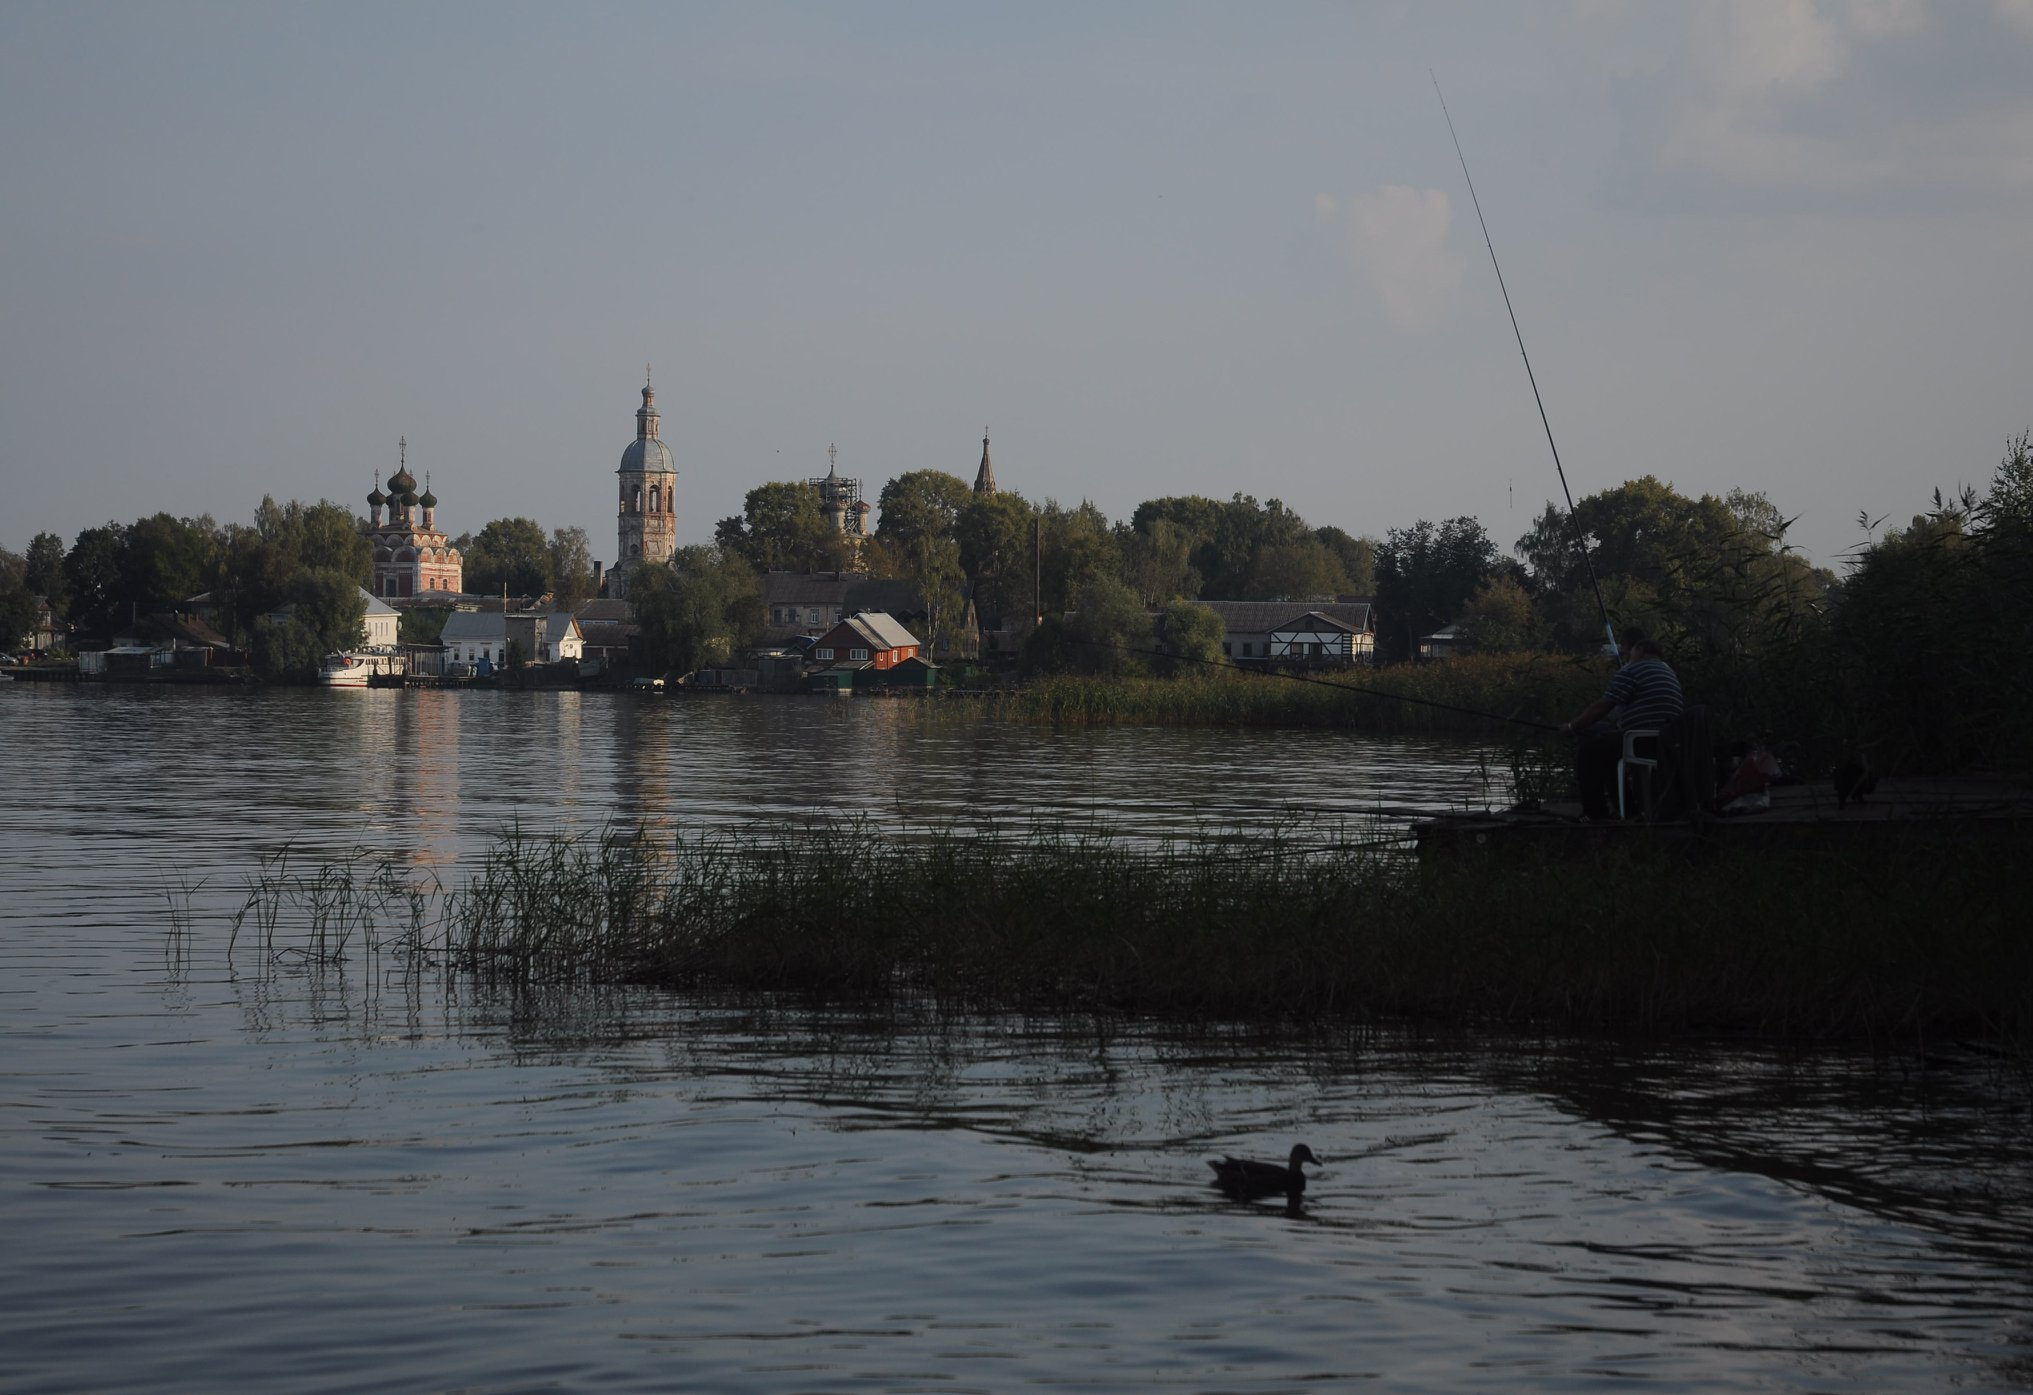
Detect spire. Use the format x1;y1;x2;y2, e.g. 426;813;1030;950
637;371;661;441
973;428;998;496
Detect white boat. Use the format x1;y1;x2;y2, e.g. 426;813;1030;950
317;653;372;687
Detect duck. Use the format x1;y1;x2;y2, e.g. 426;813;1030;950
1208;1143;1322;1196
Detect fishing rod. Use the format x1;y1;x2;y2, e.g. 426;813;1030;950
1432;75;1619;660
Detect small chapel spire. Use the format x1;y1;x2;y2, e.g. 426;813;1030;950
973;428;998;496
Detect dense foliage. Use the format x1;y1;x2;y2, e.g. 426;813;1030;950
12;429;2030;778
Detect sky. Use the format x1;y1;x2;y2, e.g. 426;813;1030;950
4;0;2031;573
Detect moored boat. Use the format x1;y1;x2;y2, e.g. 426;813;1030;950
317;653;372;687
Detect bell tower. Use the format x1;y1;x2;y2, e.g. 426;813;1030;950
612;367;678;598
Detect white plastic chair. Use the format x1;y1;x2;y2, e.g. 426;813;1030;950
1617;729;1662;819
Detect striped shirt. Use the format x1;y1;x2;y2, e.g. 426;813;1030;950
1603;657;1683;733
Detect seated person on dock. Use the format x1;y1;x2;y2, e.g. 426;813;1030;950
1558;631;1684;820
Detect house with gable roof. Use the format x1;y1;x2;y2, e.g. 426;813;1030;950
1197;599;1375;666
807;611;922;670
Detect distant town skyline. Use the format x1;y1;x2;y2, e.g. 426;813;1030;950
5;2;2031;571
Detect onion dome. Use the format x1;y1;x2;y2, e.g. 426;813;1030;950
368;483;388;508
419;475;438;510
387;435;418;497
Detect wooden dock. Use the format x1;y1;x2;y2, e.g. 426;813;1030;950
1412;774;2033;856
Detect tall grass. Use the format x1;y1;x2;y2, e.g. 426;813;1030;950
994;655;1601;735
228;818;2033;1044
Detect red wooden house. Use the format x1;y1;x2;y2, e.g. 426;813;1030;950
807;612;922;670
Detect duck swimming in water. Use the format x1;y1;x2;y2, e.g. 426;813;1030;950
1208;1144;1322;1197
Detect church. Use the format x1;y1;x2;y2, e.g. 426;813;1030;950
365;438;463;598
606;374;678;599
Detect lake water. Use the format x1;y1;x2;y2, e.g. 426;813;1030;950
2;684;2029;1393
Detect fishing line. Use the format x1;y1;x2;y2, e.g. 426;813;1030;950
1432;74;1619;660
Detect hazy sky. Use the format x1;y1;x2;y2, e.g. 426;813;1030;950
5;1;2030;571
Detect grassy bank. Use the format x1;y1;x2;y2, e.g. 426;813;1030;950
992;654;1602;735
237;820;2032;1044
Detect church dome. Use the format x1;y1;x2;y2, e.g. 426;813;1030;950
619;375;674;475
419;485;438;509
368;484;387;508
618;436;674;474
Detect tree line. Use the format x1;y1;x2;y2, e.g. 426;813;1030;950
9;430;2029;778
0;497;603;678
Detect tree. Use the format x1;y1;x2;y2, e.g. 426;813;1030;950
714;482;838;573
1154;599;1225;676
117;512;223;613
459;517;551;597
1250;539;1351;601
1037;500;1121;616
628;546;765;675
283;567;369;652
1069;574;1154;675
548;526;598;607
1128;493;1318;599
864;471;972;654
1375;517;1499;661
253;567;367;679
1455;573;1541;653
63;522;130;631
958;491;1040;629
24;532;68;618
0;549;39;650
1314;526;1377;595
1517;477;1831;662
874;470;972;552
254;497;371;586
1118;517;1200;606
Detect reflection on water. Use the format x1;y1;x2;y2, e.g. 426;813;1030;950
2;686;2030;1393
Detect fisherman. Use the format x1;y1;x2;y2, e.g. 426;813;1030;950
1559;630;1684;820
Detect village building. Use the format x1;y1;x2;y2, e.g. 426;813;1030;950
365;438;463;598
801;610;938;692
570;598;636;674
808;611;922;670
608;374;678;600
759;572;924;645
1418;623;1464;660
76;613;239;676
440;608;584;670
1198;599;1375;666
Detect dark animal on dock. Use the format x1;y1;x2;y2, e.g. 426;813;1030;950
1834;755;1878;809
1209;1144;1322;1197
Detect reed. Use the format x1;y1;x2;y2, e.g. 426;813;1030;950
228;818;2033;1044
992;655;1601;734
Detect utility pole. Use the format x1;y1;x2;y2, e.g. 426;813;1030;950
1033;517;1042;628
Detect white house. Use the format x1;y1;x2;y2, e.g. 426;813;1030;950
1268;610;1369;663
1198;600;1375;665
440;610;583;668
361;591;399;648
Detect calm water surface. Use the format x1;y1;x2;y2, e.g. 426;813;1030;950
2;685;2029;1393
